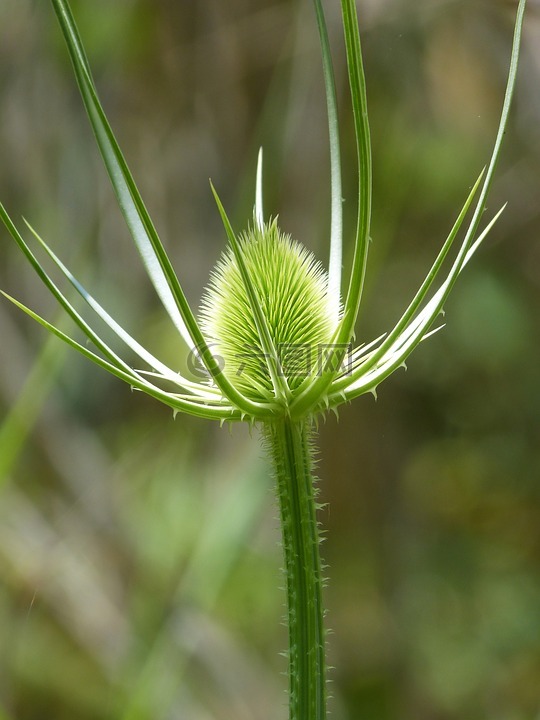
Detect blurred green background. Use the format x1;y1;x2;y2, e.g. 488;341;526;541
1;1;539;718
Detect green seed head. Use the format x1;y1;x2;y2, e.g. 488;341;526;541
200;220;337;405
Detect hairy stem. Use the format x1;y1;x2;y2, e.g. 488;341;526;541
266;419;326;720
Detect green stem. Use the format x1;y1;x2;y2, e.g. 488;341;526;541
265;418;326;720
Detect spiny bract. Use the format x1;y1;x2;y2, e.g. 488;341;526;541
200;220;338;403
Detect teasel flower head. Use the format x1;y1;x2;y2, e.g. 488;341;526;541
0;0;527;426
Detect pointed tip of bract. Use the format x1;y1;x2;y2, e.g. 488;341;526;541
255;147;264;230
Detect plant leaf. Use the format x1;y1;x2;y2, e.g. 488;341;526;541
0;291;240;422
0;204;135;380
24;220;220;398
339;205;506;402
45;0;273;419
331;168;485;392
333;0;527;400
290;0;372;419
50;0;204;352
337;0;372;344
312;0;343;320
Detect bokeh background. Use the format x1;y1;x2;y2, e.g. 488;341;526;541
1;0;539;718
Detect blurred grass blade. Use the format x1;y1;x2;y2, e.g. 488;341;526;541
0;706;14;720
120;449;270;720
0;330;66;488
312;0;343;318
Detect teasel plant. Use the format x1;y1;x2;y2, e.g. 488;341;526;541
0;0;528;717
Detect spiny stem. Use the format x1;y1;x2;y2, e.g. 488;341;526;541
266;419;326;720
